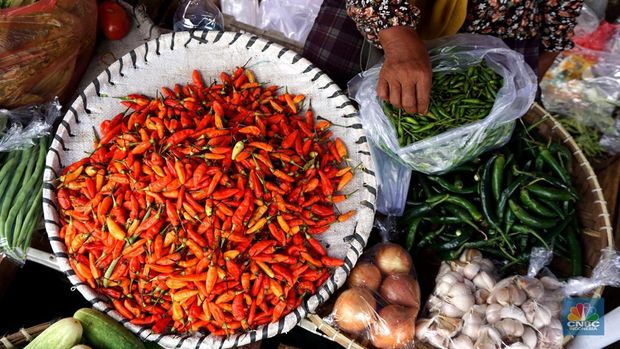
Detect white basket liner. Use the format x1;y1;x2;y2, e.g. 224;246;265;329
43;31;377;349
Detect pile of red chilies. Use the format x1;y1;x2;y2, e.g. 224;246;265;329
56;68;356;335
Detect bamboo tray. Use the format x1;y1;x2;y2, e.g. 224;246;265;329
309;103;615;349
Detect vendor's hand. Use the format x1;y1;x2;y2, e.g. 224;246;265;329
538;51;560;81
378;27;431;114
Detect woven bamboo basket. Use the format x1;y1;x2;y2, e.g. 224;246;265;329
0;322;52;349
309;103;615;349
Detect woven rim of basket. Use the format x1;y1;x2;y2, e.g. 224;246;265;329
308;104;616;349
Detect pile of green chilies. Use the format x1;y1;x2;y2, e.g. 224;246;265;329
399;121;583;275
0;137;47;262
384;62;503;146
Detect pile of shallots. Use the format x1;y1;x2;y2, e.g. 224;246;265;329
416;249;565;349
331;243;421;349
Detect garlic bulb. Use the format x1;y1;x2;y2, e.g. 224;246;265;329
415;318;433;341
474;326;502;349
475;289;490;304
449;334;474;349
461;321;481;338
509;287;527;306
460;249;482;263
463;262;481;279
473;271;496;291
516;277;544;300
494;318;524;338
444;283;475;313
538;324;563;349
522;299;552;328
500;305;528;324
486;303;503;324
521;326;537;349
440;301;466;317
478;258;496;274
505;343;530;349
434;316;463;338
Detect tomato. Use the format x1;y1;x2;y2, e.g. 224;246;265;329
98;1;131;40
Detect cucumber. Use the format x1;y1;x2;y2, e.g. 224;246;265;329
74;308;145;349
25;318;82;349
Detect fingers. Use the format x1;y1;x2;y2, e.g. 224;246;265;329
416;73;431;114
388;81;402;110
377;78;389;102
401;81;417;114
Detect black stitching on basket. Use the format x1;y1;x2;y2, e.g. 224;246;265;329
119;318;129;325
174;337;186;349
93;78;101;97
44;197;59;213
355;136;367;144
277;48;287;58
292;54;302;64
346;123;363;129
48;235;60;241
61;120;75;137
319;81;335;90
54;134;67;151
302;64;316;74
361;167;375;176
360;200;375;211
118;57;125;77
229;32;242;45
43;182;55;191
155;37;161;55
43;219;62;228
351;230;365;247
261;325;268;340
246;35;258;49
328;90;344;99
292;309;301;323
336;101;354;109
342;113;357;118
262;41;272;52
129;50;137;68
48;147;62;164
233;335;240;347
137;326;149;337
217;337;225;349
213;31;223;43
69;107;80;124
45;166;58;178
315;290;325;304
196;335;206;347
364;184;377;196
171;31;176;50
153;334;164;343
250;331;256;343
277;318;284;333
358;150;370;155
200;30;208;42
343;256;353;271
143;42;149;62
311;71;324;82
300;299;309;314
79;93;91;114
105;68;115;85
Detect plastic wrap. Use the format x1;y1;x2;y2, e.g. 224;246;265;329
416;249;568;349
221;0;259;27
0;98;60;152
0;102;56;264
173;0;224;32
368;143;411;216
326;243;420;348
258;0;323;45
349;33;537;175
0;0;97;108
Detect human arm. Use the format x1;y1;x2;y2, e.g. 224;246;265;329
346;0;431;114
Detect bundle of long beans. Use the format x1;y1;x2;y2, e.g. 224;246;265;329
383;62;503;146
0;137;47;262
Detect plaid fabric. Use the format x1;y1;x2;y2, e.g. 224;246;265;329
303;0;364;89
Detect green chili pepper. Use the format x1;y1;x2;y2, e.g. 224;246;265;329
405;216;423;251
509;200;557;230
492;154;505;202
519;189;558;218
527;184;575;202
480;154;501;230
539;148;571;184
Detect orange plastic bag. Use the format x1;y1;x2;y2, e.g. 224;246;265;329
0;0;97;108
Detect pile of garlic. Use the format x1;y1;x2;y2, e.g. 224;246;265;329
415;249;565;349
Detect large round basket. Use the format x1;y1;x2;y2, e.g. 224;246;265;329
42;31;377;349
308;103;615;349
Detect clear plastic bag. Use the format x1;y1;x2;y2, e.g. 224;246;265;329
326;242;420;348
258;0;323;45
349;33;537;175
173;0;224;32
0;100;58;264
540;47;620;134
221;0;259;27
368;143;411;216
0;0;97;108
